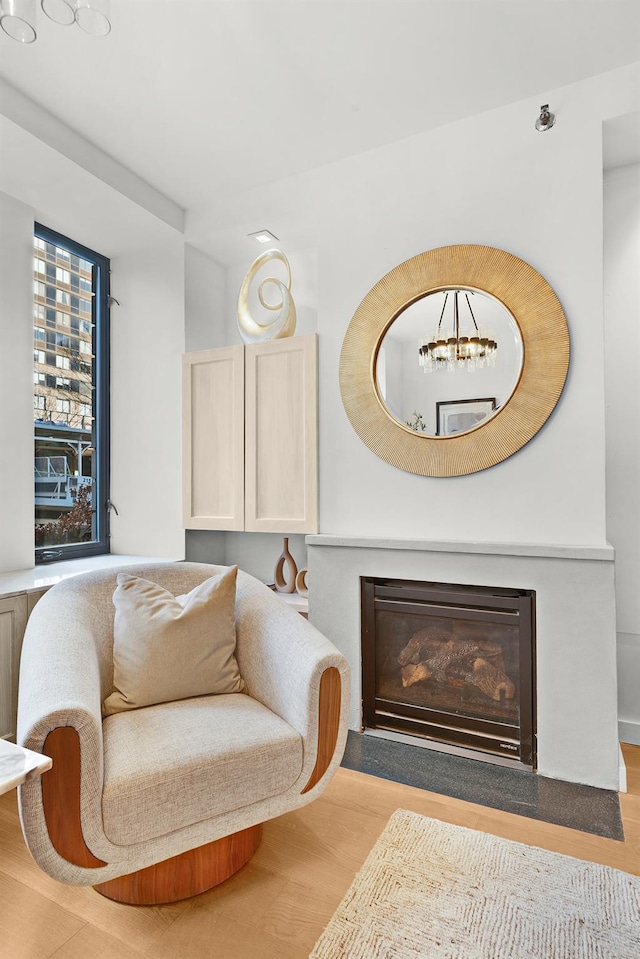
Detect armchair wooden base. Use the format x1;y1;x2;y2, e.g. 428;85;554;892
93;824;263;905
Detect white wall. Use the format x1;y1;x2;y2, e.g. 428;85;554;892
187;63;639;549
316;72;623;546
182;65;637;771
0;192;35;572
604;162;640;744
109;238;185;557
185;243;226;353
0;117;186;568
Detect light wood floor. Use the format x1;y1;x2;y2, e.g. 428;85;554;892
1;744;638;959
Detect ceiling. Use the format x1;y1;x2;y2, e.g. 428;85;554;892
1;1;639;231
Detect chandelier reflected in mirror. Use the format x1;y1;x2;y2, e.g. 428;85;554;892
418;289;497;373
0;0;110;43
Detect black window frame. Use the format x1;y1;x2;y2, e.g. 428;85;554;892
35;223;111;564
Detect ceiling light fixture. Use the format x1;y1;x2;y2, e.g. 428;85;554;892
535;103;556;132
418;290;497;373
0;0;111;43
248;230;279;244
0;0;36;41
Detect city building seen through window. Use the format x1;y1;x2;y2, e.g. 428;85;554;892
33;225;110;563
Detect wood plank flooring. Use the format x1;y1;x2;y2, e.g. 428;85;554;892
1;744;638;959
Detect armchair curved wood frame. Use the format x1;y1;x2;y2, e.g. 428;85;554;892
40;667;341;905
339;244;570;476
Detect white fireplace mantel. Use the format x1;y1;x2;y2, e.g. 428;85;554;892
306;535;619;791
307;535;614;562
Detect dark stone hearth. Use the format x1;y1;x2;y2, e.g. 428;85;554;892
341;730;624;840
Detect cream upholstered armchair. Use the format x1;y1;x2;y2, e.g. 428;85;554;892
17;562;349;905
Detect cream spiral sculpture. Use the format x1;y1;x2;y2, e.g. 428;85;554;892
237;249;297;343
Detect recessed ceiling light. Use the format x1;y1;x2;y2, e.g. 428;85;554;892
248;230;279;244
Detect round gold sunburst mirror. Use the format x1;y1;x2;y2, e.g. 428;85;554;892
339;245;570;476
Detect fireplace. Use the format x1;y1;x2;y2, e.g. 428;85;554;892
361;577;536;766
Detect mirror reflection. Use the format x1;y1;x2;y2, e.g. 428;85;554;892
375;288;523;437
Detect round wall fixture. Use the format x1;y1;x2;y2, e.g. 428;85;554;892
339;245;570;477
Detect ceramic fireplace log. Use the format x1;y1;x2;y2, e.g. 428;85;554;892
401;662;433;687
465;658;516;701
399;648;515;702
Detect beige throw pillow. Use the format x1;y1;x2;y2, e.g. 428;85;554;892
102;566;244;717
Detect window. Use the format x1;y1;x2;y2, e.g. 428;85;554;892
34;224;110;563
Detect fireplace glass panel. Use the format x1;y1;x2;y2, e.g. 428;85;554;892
361;578;535;765
375;609;520;727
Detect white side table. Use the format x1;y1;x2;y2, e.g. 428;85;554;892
0;738;51;796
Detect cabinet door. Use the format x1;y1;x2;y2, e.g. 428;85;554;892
183;346;245;531
27;588;48;617
245;333;318;533
0;595;28;741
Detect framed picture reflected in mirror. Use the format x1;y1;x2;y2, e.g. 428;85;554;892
436;397;496;436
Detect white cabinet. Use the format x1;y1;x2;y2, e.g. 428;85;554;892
183;334;318;534
0;588;48;742
0;595;28;741
182;345;245;530
245;335;318;533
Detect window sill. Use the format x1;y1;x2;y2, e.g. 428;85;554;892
0;555;181;601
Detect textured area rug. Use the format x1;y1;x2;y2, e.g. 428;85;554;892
310;810;640;959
